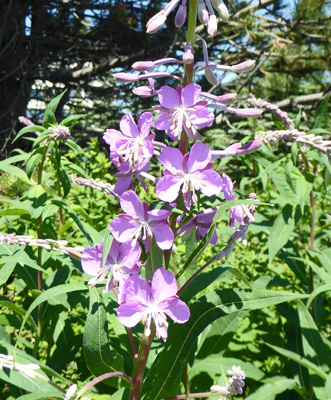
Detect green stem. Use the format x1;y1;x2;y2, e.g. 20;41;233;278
33;143;50;357
129;323;155;400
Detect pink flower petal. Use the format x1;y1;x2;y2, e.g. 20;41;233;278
150;221;174;250
181;83;201;108
159;297;190;323
117;302;147;327
188;106;214;127
120;113;138;138
138;112;153;138
120;191;145;219
109;215;141;243
158;147;184;173
81;245;102;276
199;170;222;196
154;112;173;131
147;208;172;221
156;175;183;202
151;268;178;304
186;142;211;173
158;85;179;109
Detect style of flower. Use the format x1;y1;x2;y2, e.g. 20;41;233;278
81;238;141;302
153;83;214;140
117;268;190;340
156;142;222;209
109;191;174;251
103;112;155;170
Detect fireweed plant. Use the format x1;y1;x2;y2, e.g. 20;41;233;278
1;1;330;400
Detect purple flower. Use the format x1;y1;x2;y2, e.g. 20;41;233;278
117;268;190;340
177;207;218;244
103;112;155;169
109;191;174;251
156;142;222;209
113;160;150;195
154;84;214;140
81;238;141;302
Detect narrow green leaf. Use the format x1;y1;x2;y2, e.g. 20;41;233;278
18;282;87;338
0;298;37;332
326;373;331;397
12;125;45;143
297;300;331;371
265;342;328;380
27;185;48;219
0;162;33;185
307;284;331;309
0;340;65;396
83;288;124;387
290;257;331;284
145;237;164;281
102;232;113;270
269;166;298;205
51;198;94;245
268;204;296;262
142;289;308;399
295;108;302;129
47;90;67;114
26;147;44;178
246;377;297;400
60;114;86;127
313;94;330;129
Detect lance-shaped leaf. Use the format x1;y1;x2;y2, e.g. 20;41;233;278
83;287;125;388
141;289;309;399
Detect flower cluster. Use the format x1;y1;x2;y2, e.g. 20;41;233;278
80;0;261;357
211;365;246;398
145;0;230;36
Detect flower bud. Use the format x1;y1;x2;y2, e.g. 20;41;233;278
146;11;166;34
231;60;255;73
216;92;237;104
18;116;34;126
132;61;155;71
212;0;229;20
132;86;156;97
183;43;194;64
207;14;217;35
205;68;218;85
198;0;209;24
175;4;187;27
235;108;262;118
113;73;140;82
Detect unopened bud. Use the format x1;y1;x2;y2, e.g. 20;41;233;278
18;116;34;126
207;14;217;35
216;92;237;104
132;61;155;71
198;0;209;24
231;60;255;73
114;73;140;82
132;86;156;97
183;43;194;64
175;4;187;27
205;68;218;85
146;11;166;34
213;0;229;20
235;108;262;118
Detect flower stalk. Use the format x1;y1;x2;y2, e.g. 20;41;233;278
129;323;156;400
